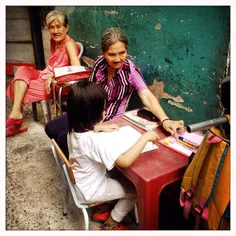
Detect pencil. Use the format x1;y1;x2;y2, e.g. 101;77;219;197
176;139;197;150
178;136;199;149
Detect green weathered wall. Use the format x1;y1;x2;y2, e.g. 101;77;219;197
56;6;230;125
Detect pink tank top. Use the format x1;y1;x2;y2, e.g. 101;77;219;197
40;36;78;80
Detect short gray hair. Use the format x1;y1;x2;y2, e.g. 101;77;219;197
100;27;128;53
46;10;68;28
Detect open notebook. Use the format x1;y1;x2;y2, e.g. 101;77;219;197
104;125;158;153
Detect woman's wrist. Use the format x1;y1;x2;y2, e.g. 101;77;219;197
160;118;170;127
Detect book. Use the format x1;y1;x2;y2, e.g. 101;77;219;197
123;108;159;131
158;131;205;157
54;66;87;78
53;66;91;84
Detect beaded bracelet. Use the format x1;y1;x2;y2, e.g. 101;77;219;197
161;118;170;127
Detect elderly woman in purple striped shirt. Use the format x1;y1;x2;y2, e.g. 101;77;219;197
45;27;184;155
90;27;184;133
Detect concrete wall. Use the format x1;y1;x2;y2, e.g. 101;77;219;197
6;6;35;63
56;6;230;125
6;6;230;125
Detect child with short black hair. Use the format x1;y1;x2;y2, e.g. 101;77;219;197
67;80;159;230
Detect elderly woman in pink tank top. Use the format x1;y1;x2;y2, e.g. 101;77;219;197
6;10;81;137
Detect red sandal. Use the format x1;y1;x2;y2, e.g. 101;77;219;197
101;223;129;230
6;126;28;137
92;210;111;222
6;118;23;128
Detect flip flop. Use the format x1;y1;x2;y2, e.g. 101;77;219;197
6;118;23;128
6;126;28;137
101;223;128;230
92;210;111;222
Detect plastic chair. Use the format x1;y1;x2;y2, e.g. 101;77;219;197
50;138;108;230
36;42;85;123
76;42;84;60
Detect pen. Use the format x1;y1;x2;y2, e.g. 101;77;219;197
178;136;199;149
176;138;197;150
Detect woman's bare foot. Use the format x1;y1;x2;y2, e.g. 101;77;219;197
8;111;23;120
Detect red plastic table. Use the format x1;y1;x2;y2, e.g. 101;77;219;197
106;118;189;230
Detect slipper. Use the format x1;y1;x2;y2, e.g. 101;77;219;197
101;223;129;230
92;210;111;222
6;126;28;137
6;118;23;128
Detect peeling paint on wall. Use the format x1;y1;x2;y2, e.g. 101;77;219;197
168;100;193;112
155;23;161;30
104;10;118;15
148;79;192;112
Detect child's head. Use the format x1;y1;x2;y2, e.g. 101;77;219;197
67;80;107;133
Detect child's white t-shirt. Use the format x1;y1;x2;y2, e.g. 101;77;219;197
67;130;124;202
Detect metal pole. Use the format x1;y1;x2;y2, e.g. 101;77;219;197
186;116;228;133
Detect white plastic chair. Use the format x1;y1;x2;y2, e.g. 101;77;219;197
50;139;107;230
76;42;84;60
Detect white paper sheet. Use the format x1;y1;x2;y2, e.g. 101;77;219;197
105;126;158;153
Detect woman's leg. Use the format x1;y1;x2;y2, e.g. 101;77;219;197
45;114;69;156
7;66;41;121
58;130;69;157
9;80;28;120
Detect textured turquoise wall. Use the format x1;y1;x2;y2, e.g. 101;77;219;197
57;6;230;125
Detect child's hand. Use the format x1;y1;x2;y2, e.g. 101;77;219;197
142;131;160;142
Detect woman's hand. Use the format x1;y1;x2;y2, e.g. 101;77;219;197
94;123;119;132
46;74;54;94
162;119;185;138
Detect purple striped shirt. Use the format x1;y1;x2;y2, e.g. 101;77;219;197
89;56;147;121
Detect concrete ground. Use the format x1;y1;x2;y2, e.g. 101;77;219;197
5;75;138;231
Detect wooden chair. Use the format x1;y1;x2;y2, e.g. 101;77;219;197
50;138;107;230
